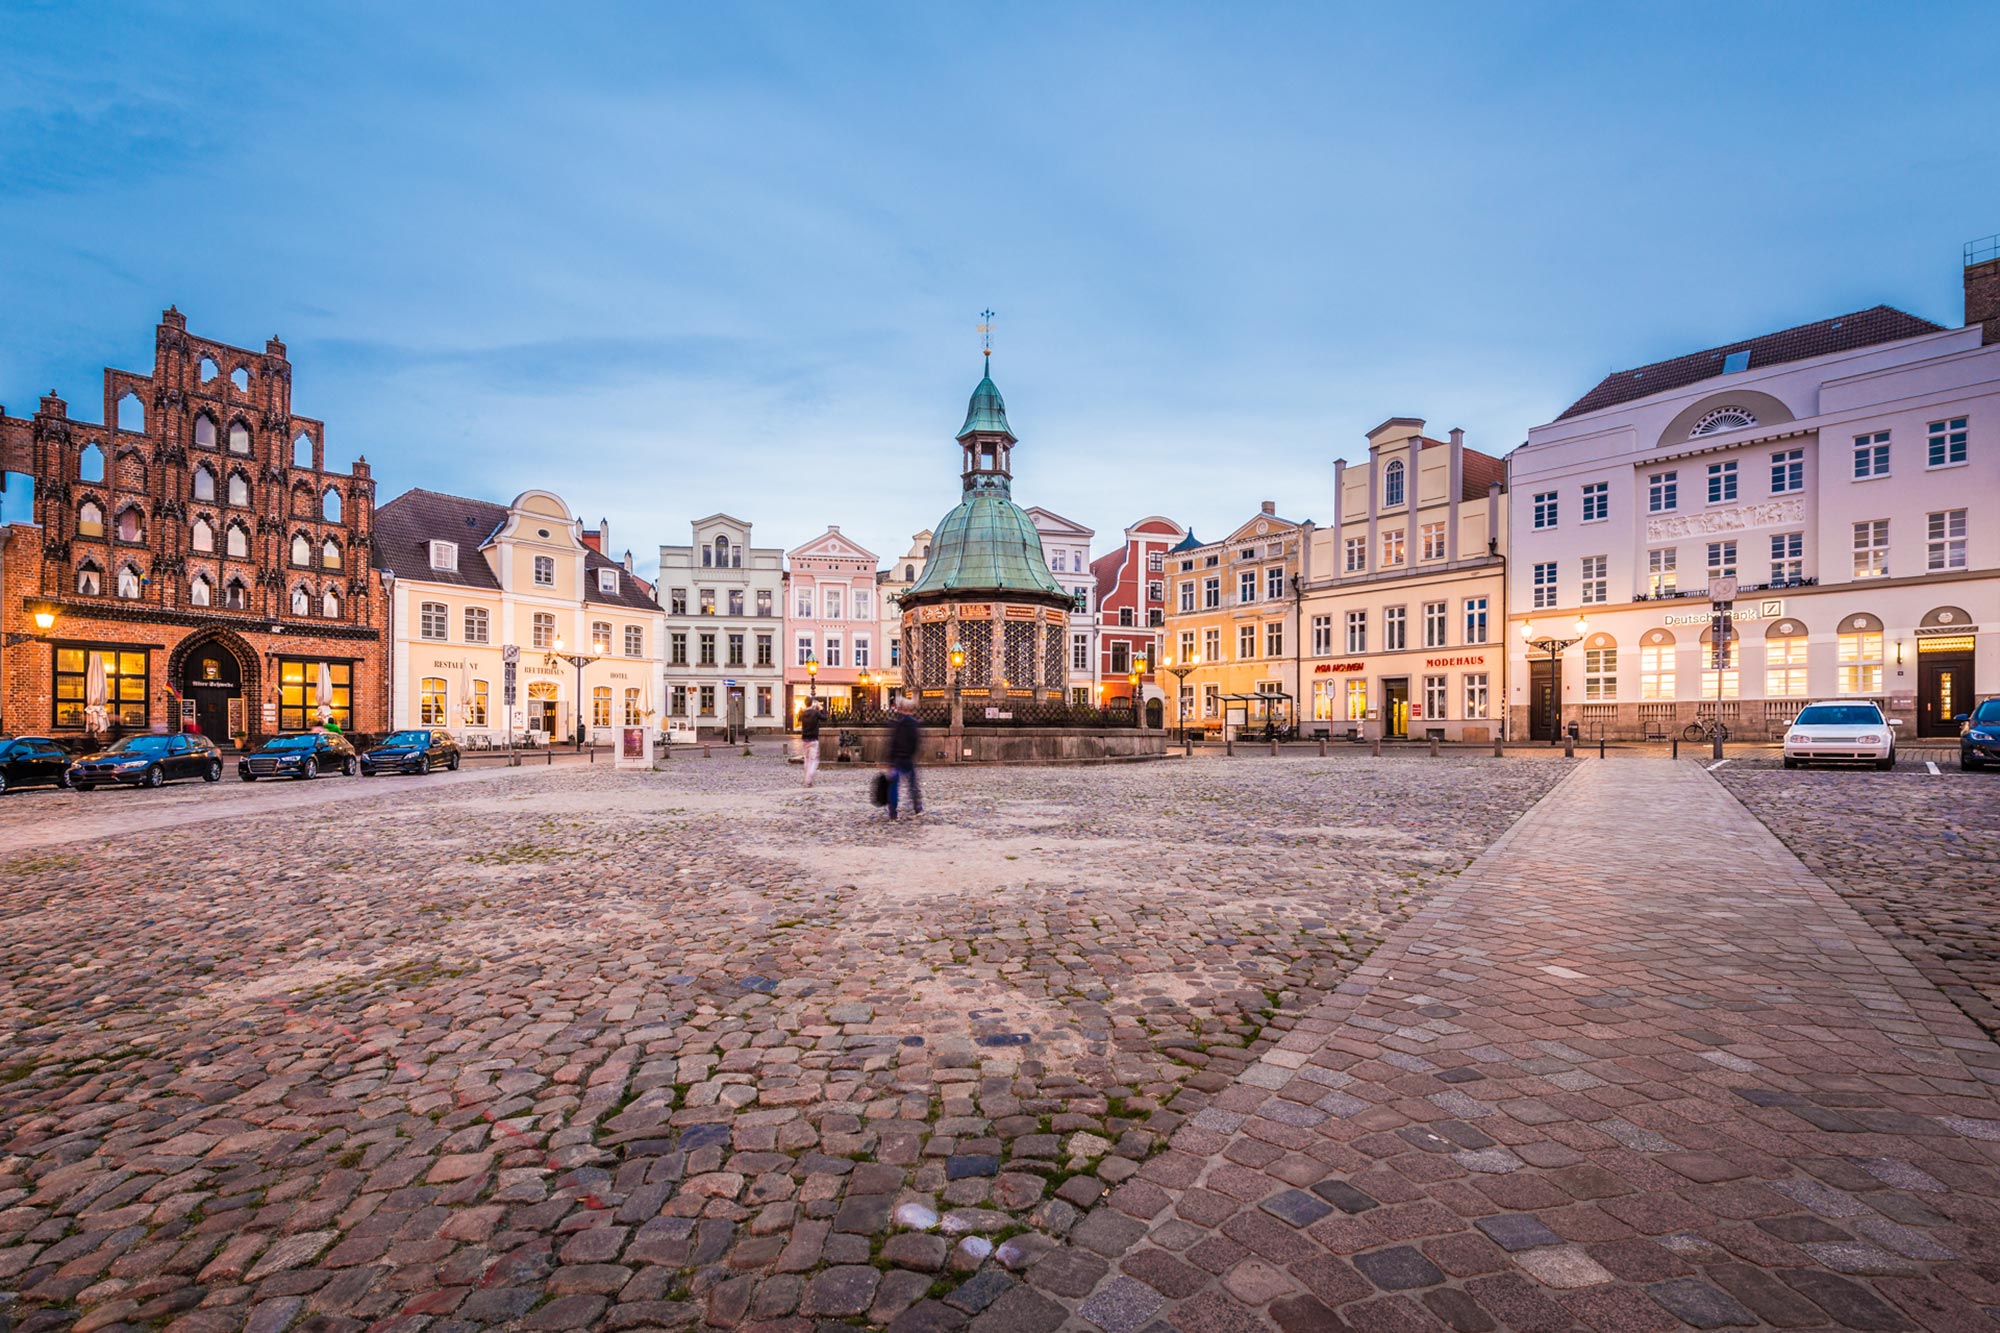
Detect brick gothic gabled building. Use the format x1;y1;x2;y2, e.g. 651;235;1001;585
0;308;387;744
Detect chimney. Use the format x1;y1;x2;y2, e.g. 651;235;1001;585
623;548;634;572
1449;428;1464;448
1967;233;2000;345
1260;500;1276;516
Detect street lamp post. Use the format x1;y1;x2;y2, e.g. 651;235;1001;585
806;655;819;704
1519;615;1588;746
1131;654;1148;730
948;643;965;737
547;634;603;752
856;668;873;720
1161;654;1198;743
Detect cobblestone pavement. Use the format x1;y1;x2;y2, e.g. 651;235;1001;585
0;754;1565;1333
1039;760;2000;1333
1717;765;2000;1040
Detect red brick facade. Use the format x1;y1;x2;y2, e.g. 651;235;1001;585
0;308;387;744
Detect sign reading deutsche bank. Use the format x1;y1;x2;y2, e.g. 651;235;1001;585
1663;598;1783;627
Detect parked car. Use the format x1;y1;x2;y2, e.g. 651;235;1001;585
1783;701;1898;770
69;733;224;790
361;728;462;776
0;736;77;794
1959;698;2000;771
239;731;358;781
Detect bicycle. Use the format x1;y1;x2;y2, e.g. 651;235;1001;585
1681;719;1731;744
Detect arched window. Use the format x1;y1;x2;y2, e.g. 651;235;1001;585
224;578;247;610
322;538;342;570
79;441;105;482
190;574;213;607
290;584;310;616
116;506;144;543
76;561;102;596
227;471;250;507
199;357;220;383
229;367;250;393
116;393;144;433
323;487;342;521
322;588;341;617
291;533;311;566
117;564;142;599
1384;459;1405;508
293;433;314;468
1690;406;1757;437
78;500;105;539
714;536;730;567
191;517;215;552
192;464;216;501
904;563;914;581
420;677;447;725
227;420;251;454
225;521;250;558
193;413;218;448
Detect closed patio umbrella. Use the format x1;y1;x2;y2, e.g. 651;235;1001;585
316;661;335;726
85;651;109;735
461;663;475;726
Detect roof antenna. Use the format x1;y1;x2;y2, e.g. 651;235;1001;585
978;308;996;370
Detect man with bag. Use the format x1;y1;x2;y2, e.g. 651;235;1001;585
798;699;826;787
885;696;923;819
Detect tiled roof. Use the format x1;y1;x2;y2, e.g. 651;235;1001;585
375;488;659;611
1556;305;1944;421
1460;448;1507;500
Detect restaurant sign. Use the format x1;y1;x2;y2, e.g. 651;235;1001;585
1312;662;1364;673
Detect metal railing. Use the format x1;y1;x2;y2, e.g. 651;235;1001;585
1967;233;2000;267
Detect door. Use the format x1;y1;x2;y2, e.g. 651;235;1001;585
726;688;746;738
1918;649;1974;737
185;647;241;743
1529;658;1557;741
533;700;558;734
1383;678;1410;739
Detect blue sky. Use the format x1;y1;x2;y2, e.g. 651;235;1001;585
4;2;1997;569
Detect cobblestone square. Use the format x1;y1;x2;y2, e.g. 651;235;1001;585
0;756;1563;1333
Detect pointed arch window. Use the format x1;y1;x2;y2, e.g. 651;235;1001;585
193;412;218;448
322;588;341;617
192;464;216;501
225;521;250;559
79;442;105;483
291;533;311;566
291;584;310;616
116;506;144;543
78;500;105;539
227;471;250;507
116;393;144;433
227;420;251;454
293;433;314;468
190;574;213;607
1384;459;1406;508
117;564;142;599
191;517;216;552
224;577;247;610
322;538;342;570
323;487;342;521
76;561;103;596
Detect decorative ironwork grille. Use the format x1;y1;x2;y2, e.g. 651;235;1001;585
1003;621;1035;686
919;622;947;686
962;629;991;689
1043;624;1065;690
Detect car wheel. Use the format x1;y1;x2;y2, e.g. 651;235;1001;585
448;754;460;771
300;757;318;780
1875;756;1895;771
0;772;8;795
55;768;71;790
1782;758;1798;770
145;765;165;789
421;755;433;776
204;760;222;783
343;755;358;777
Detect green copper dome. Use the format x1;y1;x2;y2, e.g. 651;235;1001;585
957;364;1012;438
903;491;1069;602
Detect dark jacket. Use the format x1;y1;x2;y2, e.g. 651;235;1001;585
888;711;922;766
799;707;824;741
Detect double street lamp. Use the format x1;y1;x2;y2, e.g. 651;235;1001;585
1160;654;1199;743
547;634;604;751
1130;654;1149;729
1519;615;1588;745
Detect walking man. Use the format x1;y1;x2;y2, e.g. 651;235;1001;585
799;698;826;787
886;695;923;819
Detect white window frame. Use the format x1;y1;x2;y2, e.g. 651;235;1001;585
1420;521;1445;561
1770;532;1803;585
1463;597;1489;644
1532;492;1558;530
1383;605;1407;652
1648;547;1677;598
1580;482;1608;523
1706;460;1738;504
1584;647;1617;701
1421;601;1446;649
1927;417;1968;469
1580;555;1607;606
1531;562;1557;609
1927;509;1967;571
1853;431;1890;480
1770;449;1804;495
420;601;448;641
1343;536;1365;573
1853;520;1889;579
1422;674;1447;721
1648;471;1677;513
533;554;555;587
1311;615;1332;657
1463;673;1489;720
1344;610;1367;654
1706;541;1737;581
465;607;490;644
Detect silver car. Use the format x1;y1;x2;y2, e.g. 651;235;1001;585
1783;701;1898;770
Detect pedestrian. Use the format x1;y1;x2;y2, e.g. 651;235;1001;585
885;695;923;819
799;698;825;787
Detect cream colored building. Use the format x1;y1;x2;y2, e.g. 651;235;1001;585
1158;503;1310;736
1299;419;1509;742
376;488;664;743
875;530;931;703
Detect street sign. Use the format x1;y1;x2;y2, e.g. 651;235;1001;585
502;644;521;664
1707;576;1738;604
503;660;518;707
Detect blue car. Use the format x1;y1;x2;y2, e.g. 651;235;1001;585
1960;698;2000;771
69;733;224;790
361;728;462;776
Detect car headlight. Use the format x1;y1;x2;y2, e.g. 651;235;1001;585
1857;735;1881;744
1972;729;2000;742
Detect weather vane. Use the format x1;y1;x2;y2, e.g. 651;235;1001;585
978;309;996;362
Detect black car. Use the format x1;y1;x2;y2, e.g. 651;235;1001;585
239;731;359;781
361;728;462;776
1960;698;2000;771
0;736;76;794
69;733;224;790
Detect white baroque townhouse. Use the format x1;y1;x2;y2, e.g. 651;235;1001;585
1024;506;1098;703
783;526;881;722
1507;246;2000;742
377;488;664;744
658;514;786;736
875;530;931;704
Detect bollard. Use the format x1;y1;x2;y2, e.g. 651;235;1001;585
1492;736;1503;758
1428;736;1439;758
1318;738;1327;757
1225;737;1234;756
1672;737;1679;760
1370;737;1382;758
1711;733;1723;763
546;747;552;766
704;744;713;759
1271;739;1279;757
1184;739;1192;757
1564;736;1575;759
1599;736;1605;759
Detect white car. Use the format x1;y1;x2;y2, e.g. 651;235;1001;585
1783;701;1898;770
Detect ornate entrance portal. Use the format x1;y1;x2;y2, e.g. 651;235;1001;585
169;631;256;745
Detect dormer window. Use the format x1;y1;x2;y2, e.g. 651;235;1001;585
429;540;458;572
598;567;618;594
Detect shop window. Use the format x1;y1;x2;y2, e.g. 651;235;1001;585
1701;638;1740;699
1640;643;1675;700
468;680;489;726
420;677;448;725
78;500;105;539
1423;675;1447;721
699;685;716;716
278;658;351;732
1766;636;1808;697
1345;678;1368;721
1584;647;1618;700
54;647;148;729
623;688;642;725
592;686;612;728
1837;630;1884;695
1463;673;1489;720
